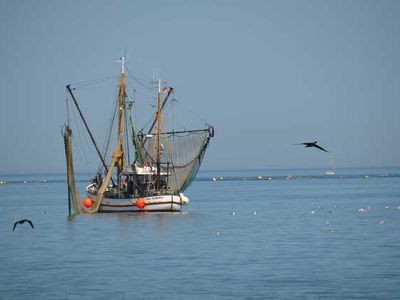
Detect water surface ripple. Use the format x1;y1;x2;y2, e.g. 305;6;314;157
1;168;399;299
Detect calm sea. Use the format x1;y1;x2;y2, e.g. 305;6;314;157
1;168;399;299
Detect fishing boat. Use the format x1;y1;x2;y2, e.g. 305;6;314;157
63;57;214;214
324;169;335;176
324;154;336;176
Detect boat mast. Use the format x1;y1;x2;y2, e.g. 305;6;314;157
116;57;126;182
156;79;162;176
142;87;173;145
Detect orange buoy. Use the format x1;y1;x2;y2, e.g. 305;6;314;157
136;198;146;209
83;198;93;208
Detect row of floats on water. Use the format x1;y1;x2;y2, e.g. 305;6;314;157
212;176;274;181
0;179;47;185
209;173;393;182
0;173;395;185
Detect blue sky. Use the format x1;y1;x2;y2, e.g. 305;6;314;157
0;0;399;174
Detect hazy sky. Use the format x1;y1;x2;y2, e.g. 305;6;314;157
0;0;399;174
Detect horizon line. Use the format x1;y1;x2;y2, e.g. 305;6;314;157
1;165;400;177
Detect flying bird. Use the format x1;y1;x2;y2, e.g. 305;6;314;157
293;141;330;153
12;219;34;231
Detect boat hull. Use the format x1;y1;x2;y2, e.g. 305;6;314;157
87;194;187;213
325;170;336;176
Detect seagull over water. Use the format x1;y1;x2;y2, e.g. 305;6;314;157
13;219;34;231
293;141;330;153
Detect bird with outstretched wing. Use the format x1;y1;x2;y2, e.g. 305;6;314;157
293;141;330;153
13;219;34;231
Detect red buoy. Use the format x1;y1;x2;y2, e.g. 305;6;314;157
83;198;93;208
136;198;146;209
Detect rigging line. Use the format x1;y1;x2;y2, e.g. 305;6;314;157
142;88;174;142
171;96;175;133
65;92;70;126
73;84;117;91
161;116;177;186
72;76;117;87
133;89;157;101
75;75;117;84
173;98;211;127
66;85;117;186
139;116;154;133
124;101;131;166
101;94;119;173
72;134;91;173
126;66;155;90
130;90;157;104
125;74;156;91
123;74;153;91
70;105;91;171
150;127;157;161
76;113;98;169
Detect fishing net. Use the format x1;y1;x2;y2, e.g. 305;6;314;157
137;127;213;193
63;126;85;214
63;126;112;214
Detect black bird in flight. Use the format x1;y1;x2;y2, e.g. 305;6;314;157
13;219;34;231
293;141;330;153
